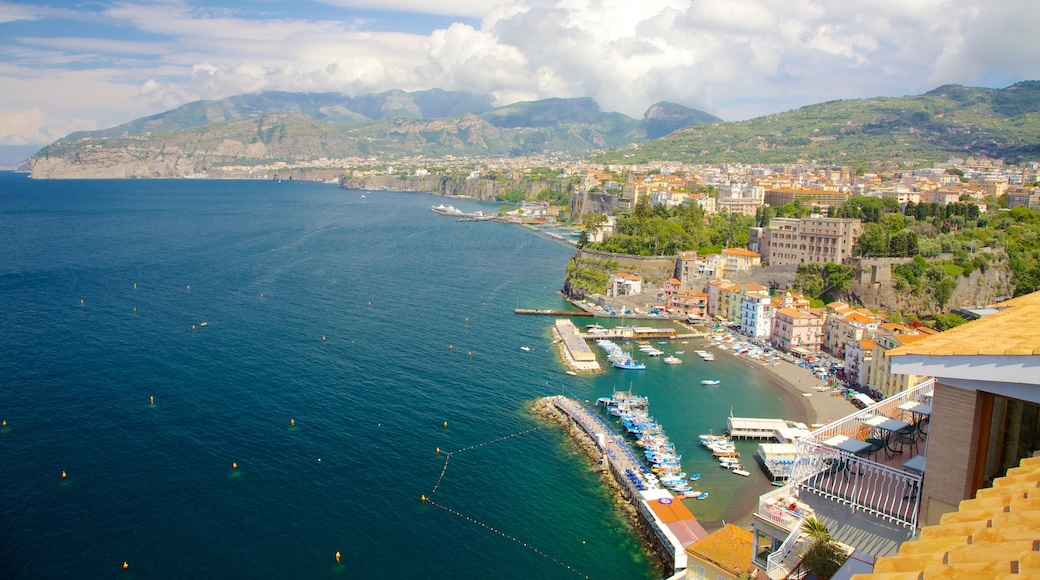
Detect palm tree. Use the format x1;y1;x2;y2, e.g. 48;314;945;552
799;517;847;580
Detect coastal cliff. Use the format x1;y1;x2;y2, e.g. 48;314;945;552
338;175;568;201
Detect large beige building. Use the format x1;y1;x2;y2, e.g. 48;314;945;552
759;216;862;266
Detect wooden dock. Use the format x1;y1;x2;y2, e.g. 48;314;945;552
514;308;594;316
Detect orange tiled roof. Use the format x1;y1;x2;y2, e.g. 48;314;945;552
685;523;754;576
889;291;1040;357
851;455;1040;580
723;248;761;257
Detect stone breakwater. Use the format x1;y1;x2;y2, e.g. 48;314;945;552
529;397;666;575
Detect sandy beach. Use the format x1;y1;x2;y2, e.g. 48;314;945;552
703;337;859;529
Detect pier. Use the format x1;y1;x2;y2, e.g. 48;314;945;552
726;417;810;442
514;308;594;316
544;396;707;575
552;319;601;372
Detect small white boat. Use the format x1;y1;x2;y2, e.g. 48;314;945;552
199;321;208;327
663;356;682;365
733;469;751;477
701;379;720;385
566;370;577;376
520;346;531;352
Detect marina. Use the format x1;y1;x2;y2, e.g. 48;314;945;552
546;395;708;574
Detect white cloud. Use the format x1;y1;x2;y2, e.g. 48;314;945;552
0;106;96;145
2;0;1040;146
314;0;495;19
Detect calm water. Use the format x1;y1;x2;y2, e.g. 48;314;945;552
0;173;793;578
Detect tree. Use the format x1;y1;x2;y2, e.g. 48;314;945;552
855;223;889;257
799;517;848;580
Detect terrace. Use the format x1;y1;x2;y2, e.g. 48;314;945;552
752;379;934;579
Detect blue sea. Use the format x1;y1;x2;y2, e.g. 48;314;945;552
0;173;795;578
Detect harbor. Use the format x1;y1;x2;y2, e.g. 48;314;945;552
533;395;708;575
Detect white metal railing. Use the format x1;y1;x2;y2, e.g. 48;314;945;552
787;379;932;529
766;515;805;579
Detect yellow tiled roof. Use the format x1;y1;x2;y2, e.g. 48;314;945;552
851;455;1040;580
889;291;1040;357
685;523;754;576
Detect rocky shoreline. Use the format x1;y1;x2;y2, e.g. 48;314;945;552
528;397;667;576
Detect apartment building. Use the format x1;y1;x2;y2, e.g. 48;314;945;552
759;216;862;266
740;294;774;338
823;302;881;358
770;307;824;355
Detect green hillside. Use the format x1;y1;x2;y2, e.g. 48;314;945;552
596;82;1040;166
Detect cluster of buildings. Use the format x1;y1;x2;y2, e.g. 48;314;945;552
577;157;1040;217
672;291;1040;580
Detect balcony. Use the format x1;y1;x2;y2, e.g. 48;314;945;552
753;380;933;577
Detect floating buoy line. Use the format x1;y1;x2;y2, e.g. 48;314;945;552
423;426;587;578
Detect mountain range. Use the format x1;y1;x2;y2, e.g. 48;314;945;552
24;89;719;178
596;82;1040;166
21;82;1040;178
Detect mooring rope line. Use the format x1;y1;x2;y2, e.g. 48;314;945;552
424;425;587;577
447;426;544;455
431;426;543;494
427;499;588;578
431;453;451;493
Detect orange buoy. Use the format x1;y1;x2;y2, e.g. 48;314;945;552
232;462;238;470
335;551;341;563
192;324;196;330
436;447;441;454
421;495;427;502
122;562;129;570
443;421;448;428
61;470;67;479
1;420;6;428
290;418;295;427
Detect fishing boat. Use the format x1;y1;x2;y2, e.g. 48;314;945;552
701;379;720;385
613;358;647;370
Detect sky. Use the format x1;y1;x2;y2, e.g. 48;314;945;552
2;0;1039;149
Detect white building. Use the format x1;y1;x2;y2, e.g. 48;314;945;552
740;294;774;338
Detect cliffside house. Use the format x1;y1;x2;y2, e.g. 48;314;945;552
609;272;643;297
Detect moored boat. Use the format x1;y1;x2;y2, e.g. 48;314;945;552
701;379;720;385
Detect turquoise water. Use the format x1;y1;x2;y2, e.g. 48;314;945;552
0;173;792;578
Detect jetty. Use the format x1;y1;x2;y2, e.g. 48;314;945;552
726;417;810;442
540;396;707;575
552;319;601;372
515;308;594;317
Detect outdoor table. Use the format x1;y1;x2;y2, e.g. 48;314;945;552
902;455;926;499
823;435;872;456
897;401;932;437
861;415;910;458
902;455;926;475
